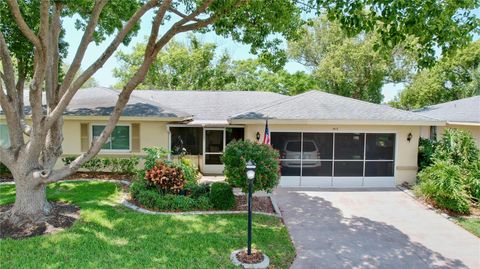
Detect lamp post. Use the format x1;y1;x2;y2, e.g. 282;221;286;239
246;160;256;255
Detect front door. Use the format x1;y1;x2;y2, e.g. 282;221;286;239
203;128;225;174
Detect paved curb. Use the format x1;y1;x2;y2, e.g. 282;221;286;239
230;249;270;269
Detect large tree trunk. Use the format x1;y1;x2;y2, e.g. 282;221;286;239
8;174;51;225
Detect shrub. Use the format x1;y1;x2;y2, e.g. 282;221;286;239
188;183;210;199
62;156;76;166
464;160;480;202
0;162;10;174
210;182;235;210
433;128;479;167
417;161;470;214
178;157;198;184
119;157;140;174
222;140;280;193
133;187;213;211
418;138;437;171
143;147;169;170
144;162;186;194
83;158;103;173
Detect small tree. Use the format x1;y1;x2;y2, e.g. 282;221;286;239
222;140;280;193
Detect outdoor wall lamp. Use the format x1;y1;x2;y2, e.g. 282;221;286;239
407;133;413;142
255;131;261;141
245;160;256;255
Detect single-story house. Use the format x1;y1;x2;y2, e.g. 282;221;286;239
413;96;480;146
0;87;444;188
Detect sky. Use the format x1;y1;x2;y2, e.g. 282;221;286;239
62;8;477;103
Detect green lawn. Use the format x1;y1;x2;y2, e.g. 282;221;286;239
455;217;480;238
0;181;295;269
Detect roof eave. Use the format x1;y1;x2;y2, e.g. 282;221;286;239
228;118;446;126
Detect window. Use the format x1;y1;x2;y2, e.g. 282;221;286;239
271;132;396;179
334;133;364;160
92;125;130;151
170;127;202;155
365;133;395;177
0;124;10;148
430;126;437;140
226;128;244;145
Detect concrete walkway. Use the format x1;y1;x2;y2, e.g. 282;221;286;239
273;188;480;269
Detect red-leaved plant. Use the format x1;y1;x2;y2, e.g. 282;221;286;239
144;162;186;194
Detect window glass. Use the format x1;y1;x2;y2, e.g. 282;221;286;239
303;133;333;159
92;125;111;150
170;127;202;155
302;161;333;176
334;133;364;160
366;133;395;160
271;132;301;160
334;161;363;176
0;124;10;148
92;125;130;150
205;130;224;152
226;128;244;145
365;161;394;177
111;126;130;150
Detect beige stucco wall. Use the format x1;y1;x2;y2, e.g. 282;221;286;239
53;119;170;168
244;123;421;185
420;124;480;147
1;118;422;185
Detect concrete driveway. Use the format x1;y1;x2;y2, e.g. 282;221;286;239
273;188;480;269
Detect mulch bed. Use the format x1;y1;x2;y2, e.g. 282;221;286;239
234;195;275;214
129;195;275;214
236;249;265;264
0;172;132;183
0;202;80;240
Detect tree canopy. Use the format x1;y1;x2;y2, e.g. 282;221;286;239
391;40;480;110
114;35;316;95
288;16;416;103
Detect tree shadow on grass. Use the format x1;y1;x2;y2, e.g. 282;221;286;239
0;181;295;269
277;191;469;269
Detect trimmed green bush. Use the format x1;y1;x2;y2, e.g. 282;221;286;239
222;140;280;193
62;156;139;174
210;182;235;210
417;161;470;214
188;183;210;199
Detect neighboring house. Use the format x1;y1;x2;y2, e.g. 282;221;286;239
0;87;442;188
413;96;480;147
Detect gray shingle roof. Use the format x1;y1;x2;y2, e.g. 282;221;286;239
413;96;480;123
0;87;191;118
231;90;440;123
132;90;287;121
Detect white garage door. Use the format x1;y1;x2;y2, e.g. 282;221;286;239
271;132;396;188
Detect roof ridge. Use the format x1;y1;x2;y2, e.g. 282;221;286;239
315;90;442;121
228;90;316;118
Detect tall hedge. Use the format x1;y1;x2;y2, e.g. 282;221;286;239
222;140;280;193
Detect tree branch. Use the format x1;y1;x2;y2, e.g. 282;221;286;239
168;7;200;22
46;3;63;108
6;0;41;49
45;0;160;130
59;0;108;96
43;0;241;183
0;31;24;147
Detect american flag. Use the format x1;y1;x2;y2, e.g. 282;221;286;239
263;118;270;145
